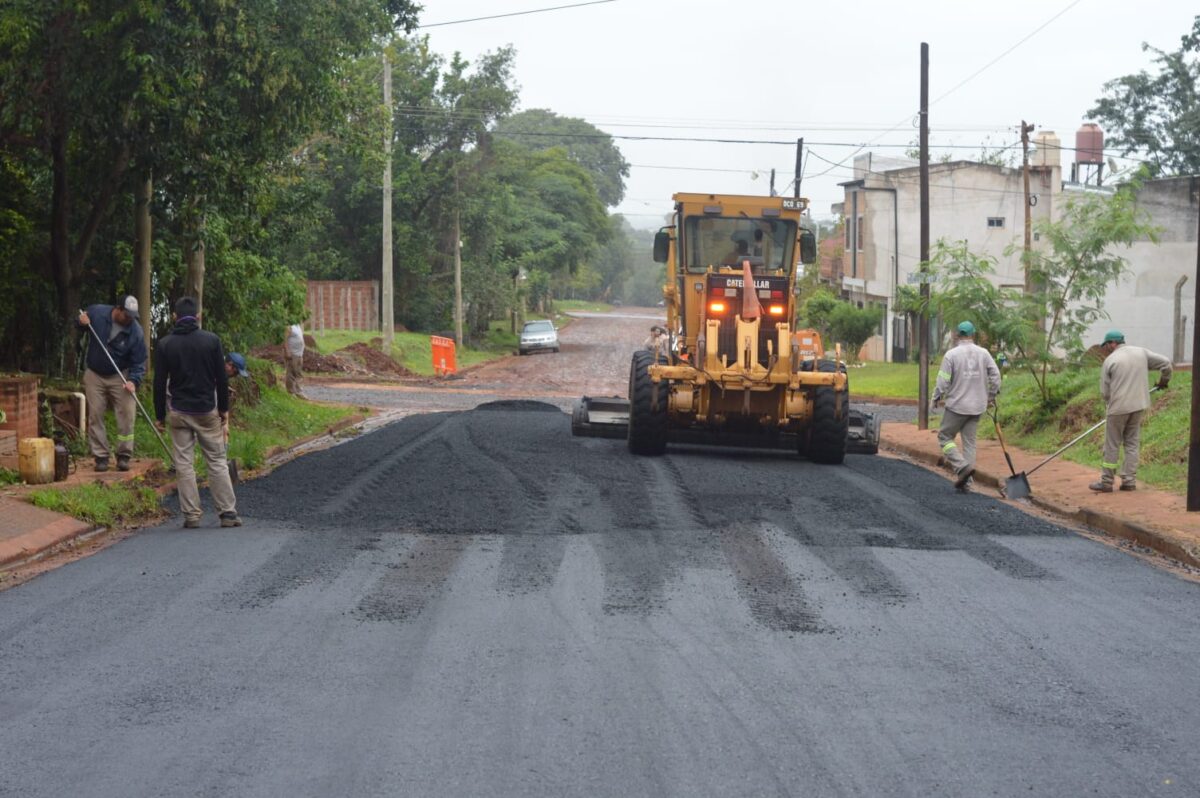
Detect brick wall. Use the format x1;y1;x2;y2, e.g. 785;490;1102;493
0;376;40;442
306;281;380;332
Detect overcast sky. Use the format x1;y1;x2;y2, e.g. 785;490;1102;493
420;0;1195;228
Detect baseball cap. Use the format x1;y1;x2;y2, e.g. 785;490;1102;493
1102;330;1125;345
956;321;976;337
227;352;249;377
121;295;140;322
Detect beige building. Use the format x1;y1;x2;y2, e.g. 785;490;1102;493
832;135;1063;362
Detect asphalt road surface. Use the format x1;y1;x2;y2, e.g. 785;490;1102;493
2;318;1199;797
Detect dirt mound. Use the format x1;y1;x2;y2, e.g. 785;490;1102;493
250;345;347;373
336;342;415;376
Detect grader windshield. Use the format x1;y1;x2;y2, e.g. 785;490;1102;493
683;217;797;273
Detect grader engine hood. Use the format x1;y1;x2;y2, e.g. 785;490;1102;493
704;270;789;369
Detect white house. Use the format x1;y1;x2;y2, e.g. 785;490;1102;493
831;132;1197;363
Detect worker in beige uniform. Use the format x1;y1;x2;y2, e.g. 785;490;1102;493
932;321;1001;493
1089;330;1171;493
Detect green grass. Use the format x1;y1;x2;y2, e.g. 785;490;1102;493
312;325;520;376
848;362;929;399
0;467;21;486
980;367;1190;493
29;480;162;528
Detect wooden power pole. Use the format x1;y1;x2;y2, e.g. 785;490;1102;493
1188;203;1200;511
133;173;152;335
1021;120;1036;294
454;204;463;348
381;50;394;347
917;42;931;430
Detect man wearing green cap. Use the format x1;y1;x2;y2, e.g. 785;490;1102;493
932;321;1001;492
1090;330;1171;493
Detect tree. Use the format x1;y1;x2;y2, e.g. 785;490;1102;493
800;288;840;338
495;109;630;206
829;303;884;364
913;180;1159;405
1088;16;1200;176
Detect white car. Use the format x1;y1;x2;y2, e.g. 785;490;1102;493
519;320;559;355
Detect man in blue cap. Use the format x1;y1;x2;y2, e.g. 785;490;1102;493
932;320;1001;492
77;296;147;472
1090;330;1171;493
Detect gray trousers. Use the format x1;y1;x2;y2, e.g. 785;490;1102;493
938;409;980;475
285;354;304;395
1101;410;1144;486
83;369;136;459
168;410;237;521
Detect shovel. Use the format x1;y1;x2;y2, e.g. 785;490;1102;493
989;403;1019;484
1004;386;1161;500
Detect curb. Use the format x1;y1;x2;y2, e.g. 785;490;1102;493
0;515;99;570
881;434;1200;570
851;394;919;407
2;411;378;573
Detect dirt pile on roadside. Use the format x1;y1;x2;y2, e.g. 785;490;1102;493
250;346;349;373
337;342;415;376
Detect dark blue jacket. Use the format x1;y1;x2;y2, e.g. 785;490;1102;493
153;318;229;421
80;304;148;386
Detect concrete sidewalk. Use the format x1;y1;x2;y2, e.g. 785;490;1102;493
882;422;1200;570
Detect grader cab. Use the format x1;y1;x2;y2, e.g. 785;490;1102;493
572;192;878;461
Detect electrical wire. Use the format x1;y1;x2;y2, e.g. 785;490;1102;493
417;0;617;29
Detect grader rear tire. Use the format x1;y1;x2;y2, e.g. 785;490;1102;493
808;360;848;465
627;350;667;456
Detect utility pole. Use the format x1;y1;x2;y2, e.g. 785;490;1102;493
1021;120;1036;294
1188;202;1200;510
454;202;463;348
917;43;931;430
769;168;776;197
794;138;804;199
380;49;394;348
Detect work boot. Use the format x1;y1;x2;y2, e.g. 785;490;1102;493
956;476;975;494
116;455;131;472
219;512;243;528
94;457;109;473
1119;481;1137;492
1088;481;1113;493
954;467;975;490
182;517;201;529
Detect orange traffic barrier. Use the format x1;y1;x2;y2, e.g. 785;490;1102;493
431;336;457;376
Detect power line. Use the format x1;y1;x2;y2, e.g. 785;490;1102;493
417;0;617;29
931;0;1088;106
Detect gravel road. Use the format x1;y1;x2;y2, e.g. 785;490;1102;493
2;313;1198;797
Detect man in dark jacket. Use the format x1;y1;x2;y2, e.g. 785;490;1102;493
78;296;147;472
153;296;241;529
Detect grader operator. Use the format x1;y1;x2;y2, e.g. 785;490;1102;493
572;192;878;461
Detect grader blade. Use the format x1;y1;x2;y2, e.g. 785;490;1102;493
571;396;630;439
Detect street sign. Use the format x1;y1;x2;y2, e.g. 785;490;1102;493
906;273;939;285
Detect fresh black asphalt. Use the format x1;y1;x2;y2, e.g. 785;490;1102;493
2;402;1198;796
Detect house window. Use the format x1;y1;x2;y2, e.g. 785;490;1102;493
987;217;1005;228
856;215;864;250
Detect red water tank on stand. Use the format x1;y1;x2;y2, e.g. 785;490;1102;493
1075;123;1104;164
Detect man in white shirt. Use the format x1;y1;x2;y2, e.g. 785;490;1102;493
285;323;306;397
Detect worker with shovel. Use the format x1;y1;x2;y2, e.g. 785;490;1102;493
77;297;148;472
1089;330;1172;493
932;321;1001;493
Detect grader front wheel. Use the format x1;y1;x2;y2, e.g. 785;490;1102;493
807;360;849;464
627;350;667;455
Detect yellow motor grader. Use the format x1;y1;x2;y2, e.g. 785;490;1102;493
572;192;878;461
